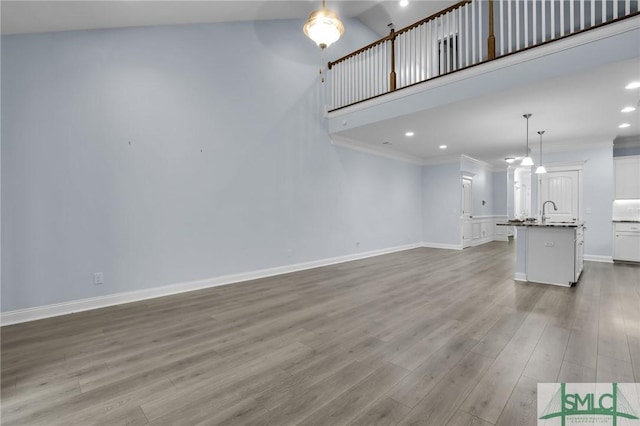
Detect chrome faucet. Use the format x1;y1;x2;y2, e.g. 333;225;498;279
542;200;558;224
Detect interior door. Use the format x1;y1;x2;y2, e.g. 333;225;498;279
539;171;579;223
462;178;472;248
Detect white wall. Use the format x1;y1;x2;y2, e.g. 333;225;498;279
1;20;424;312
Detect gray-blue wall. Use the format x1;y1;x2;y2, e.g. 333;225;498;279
1;20;424;312
422;161;462;246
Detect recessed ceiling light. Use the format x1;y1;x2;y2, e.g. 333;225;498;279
625;81;640;89
505;157;516;163
619;123;631;128
382;141;392;145
621;106;636;113
439;145;447;149
405;131;415;137
399;0;409;7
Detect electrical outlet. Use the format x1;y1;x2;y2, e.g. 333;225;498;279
94;272;103;285
286;248;293;258
544;242;555;247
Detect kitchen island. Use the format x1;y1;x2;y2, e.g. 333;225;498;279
498;222;584;287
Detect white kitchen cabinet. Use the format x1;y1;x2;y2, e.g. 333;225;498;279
613;222;640;262
526;226;583;286
614;156;640;199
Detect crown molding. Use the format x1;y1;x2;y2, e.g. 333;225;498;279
461;154;490;169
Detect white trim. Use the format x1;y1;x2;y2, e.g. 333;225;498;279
471;236;494;247
0;243;422;326
584;255;614;263
422;155;461;166
330;135;425;165
542;160;586;172
514;272;527;281
461;155;490;169
421;242;463;250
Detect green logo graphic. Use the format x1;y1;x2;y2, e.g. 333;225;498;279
539;383;640;426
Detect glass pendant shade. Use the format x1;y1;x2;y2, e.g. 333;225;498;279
535;165;547;174
521;156;534;166
303;3;344;49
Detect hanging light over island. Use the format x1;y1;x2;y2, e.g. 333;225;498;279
520;114;534;166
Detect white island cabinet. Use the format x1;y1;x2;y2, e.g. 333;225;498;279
499;223;584;287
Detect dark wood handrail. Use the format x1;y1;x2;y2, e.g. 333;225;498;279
394;0;472;36
328;0;471;69
328;34;393;69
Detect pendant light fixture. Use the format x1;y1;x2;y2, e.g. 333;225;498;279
303;0;344;50
535;130;547;174
520;113;534;166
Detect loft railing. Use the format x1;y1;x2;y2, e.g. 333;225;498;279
327;0;639;111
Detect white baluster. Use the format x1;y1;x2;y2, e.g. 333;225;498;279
411;28;416;84
515;0;520;50
542;0;546;42
551;0;556;38
614;0;618;19
569;0;575;33
508;0;512;52
452;13;457;71
498;0;504;56
560;0;565;36
533;0;537;45
445;12;450;73
478;0;483;61
472;2;476;64
524;0;529;48
591;0;595;26
580;0;585;30
465;4;470;65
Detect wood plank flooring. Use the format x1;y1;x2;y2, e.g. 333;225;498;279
2;242;639;425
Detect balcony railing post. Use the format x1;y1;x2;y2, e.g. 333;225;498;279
389;29;397;91
487;0;496;59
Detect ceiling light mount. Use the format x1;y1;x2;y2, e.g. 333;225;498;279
520;114;534;167
303;0;344;50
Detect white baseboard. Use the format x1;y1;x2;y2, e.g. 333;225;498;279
584;255;614;263
421;242;463;250
1;243;423;326
471;236;494;247
514;272;527;282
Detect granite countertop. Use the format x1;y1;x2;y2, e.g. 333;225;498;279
612;220;640;223
497;221;582;228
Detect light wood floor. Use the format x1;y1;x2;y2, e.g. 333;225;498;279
2;242;639;425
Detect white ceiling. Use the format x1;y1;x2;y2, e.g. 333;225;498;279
0;0;458;36
334;58;640;164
